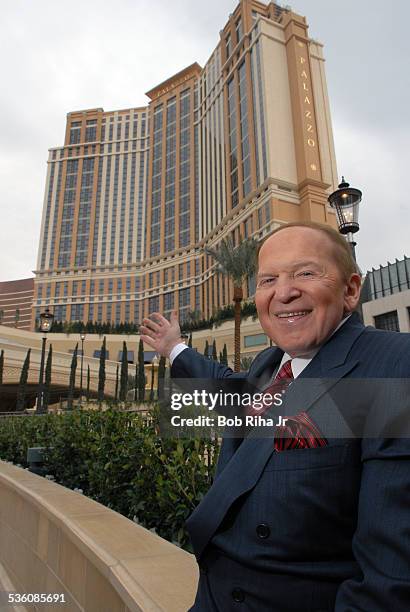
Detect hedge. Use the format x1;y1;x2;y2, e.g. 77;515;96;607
0;409;220;550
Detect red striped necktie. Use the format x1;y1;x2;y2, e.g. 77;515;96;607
249;359;327;451
248;359;294;417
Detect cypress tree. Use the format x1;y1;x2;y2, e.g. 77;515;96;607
134;362;138;402
43;345;52;412
67;344;78;410
157;356;166;400
149;360;155;402
221;343;228;366
119;341;128;401
0;349;4;386
188;333;192;348
137;339;145;402
86;365;90;402
204;340;209;359
97;337;106;402
212;339;217;361
114;364;119;402
16;349;30;411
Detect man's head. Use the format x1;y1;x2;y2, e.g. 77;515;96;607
255;222;362;358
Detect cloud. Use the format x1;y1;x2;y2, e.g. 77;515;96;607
0;0;408;281
333;116;410;271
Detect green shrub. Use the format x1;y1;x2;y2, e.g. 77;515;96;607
0;410;219;550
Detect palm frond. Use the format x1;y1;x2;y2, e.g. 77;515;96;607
205;237;258;287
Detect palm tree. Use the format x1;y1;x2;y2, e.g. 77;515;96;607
205;237;258;371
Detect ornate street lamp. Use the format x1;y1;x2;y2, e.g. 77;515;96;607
80;333;86;403
328;176;362;258
36;308;54;413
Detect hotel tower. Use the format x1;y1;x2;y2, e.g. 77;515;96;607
33;0;338;329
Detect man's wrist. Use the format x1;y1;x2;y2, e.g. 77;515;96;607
169;342;188;364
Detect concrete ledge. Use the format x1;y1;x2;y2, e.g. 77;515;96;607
0;461;198;611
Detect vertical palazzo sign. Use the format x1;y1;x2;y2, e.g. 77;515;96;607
297;41;321;177
284;14;323;186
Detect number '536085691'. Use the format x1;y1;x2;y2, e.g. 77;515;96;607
7;593;66;604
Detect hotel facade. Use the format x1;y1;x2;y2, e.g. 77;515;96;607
33;0;338;329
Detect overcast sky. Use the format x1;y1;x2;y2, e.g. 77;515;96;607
0;0;408;281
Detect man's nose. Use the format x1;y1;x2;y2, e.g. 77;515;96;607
274;277;301;302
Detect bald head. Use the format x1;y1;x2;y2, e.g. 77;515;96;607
258;221;358;282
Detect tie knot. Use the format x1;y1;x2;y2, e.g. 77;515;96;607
275;359;293;381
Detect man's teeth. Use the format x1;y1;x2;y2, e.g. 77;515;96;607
276;311;309;318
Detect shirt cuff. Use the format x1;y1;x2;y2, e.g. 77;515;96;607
169;343;189;365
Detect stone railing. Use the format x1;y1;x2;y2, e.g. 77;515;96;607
0;461;198;611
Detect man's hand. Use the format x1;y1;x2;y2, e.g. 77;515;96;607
139;310;183;358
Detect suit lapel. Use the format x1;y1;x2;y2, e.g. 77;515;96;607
247;346;284;389
279;312;366;418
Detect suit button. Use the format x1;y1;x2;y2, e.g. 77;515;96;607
256;523;270;538
231;588;245;602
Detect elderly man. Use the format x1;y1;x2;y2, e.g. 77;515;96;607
140;222;410;612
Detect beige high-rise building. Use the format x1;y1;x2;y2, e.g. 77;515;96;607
33;0;338;329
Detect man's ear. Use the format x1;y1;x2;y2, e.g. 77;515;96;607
344;273;362;311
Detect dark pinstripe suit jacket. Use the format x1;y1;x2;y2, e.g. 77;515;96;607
171;313;410;612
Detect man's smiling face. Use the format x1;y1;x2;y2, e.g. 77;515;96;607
254;226;361;357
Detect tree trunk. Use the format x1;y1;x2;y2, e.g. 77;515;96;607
233;286;243;372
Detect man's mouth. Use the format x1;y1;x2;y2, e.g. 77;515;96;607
274;310;312;322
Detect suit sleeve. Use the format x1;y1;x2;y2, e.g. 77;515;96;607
335;352;410;611
171;346;244;380
170;347;248;425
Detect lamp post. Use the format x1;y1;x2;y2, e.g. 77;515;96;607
150;354;159;402
327;177;363;260
80;333;86;403
36;308;54;414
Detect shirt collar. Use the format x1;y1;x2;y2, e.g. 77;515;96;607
278;313;352;379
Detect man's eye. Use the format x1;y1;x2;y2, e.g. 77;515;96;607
258;277;275;287
297;271;314;278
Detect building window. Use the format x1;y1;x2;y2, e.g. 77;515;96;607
235;18;243;43
69;122;81;144
247;274;256;297
163;291;175;318
93;349;110;359
244;333;268;348
226;33;232;58
227;77;239;207
179;287;191;322
148;296;159;314
373;310;399;332
85;119;97;143
118;350;135;363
